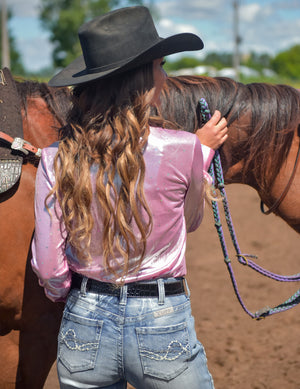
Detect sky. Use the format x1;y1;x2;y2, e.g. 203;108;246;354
6;0;300;72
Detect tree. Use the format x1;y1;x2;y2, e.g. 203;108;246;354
271;45;300;80
242;52;272;71
39;0;148;69
164;56;201;72
202;52;232;69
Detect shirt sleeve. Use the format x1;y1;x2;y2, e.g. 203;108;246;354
201;144;215;171
184;136;210;232
31;149;71;302
201;144;215;186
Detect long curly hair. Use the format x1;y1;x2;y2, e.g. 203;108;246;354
47;63;163;281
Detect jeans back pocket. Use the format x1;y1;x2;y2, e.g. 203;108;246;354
136;321;191;381
58;310;103;373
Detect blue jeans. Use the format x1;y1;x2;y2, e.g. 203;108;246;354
57;278;214;389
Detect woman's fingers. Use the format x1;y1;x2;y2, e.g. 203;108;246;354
216;117;227;129
196;110;228;150
209;110;222;124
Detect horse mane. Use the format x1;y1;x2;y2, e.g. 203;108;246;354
159;75;244;131
15;79;71;128
160;75;300;192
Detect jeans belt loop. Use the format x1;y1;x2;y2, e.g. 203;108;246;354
80;276;88;297
184;278;190;297
119;284;128;305
157;278;165;305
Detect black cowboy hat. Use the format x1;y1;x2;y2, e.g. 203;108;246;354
48;6;204;87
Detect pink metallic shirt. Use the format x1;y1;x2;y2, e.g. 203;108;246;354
31;127;214;302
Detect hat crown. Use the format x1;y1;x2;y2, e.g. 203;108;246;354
79;7;160;71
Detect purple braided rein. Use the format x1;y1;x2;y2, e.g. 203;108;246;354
199;97;300;320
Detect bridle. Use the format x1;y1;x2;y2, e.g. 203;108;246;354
0;131;42;157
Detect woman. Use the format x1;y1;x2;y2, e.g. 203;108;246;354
31;6;228;389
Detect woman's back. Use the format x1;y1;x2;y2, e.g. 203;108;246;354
35;127;205;285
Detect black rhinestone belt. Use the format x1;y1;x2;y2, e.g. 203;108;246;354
71;273;185;297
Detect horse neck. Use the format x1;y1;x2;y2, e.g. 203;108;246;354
21;96;60;149
222;84;299;196
221;122;259;189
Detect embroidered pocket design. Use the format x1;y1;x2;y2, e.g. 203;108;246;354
61;328;99;352
136;321;191;380
58;311;103;373
141;339;189;361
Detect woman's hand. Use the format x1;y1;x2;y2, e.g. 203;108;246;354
196;110;228;150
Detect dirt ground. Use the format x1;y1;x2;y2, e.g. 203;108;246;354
44;184;300;389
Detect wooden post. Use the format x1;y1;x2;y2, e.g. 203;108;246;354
1;0;10;69
233;0;241;81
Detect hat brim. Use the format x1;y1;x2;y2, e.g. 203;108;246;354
48;33;203;87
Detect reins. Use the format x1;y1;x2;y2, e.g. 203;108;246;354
199;98;300;320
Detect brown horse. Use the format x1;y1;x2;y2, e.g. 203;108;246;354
0;75;299;388
0;80;70;388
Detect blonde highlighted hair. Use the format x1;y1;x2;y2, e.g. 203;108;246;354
47;63;162;281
